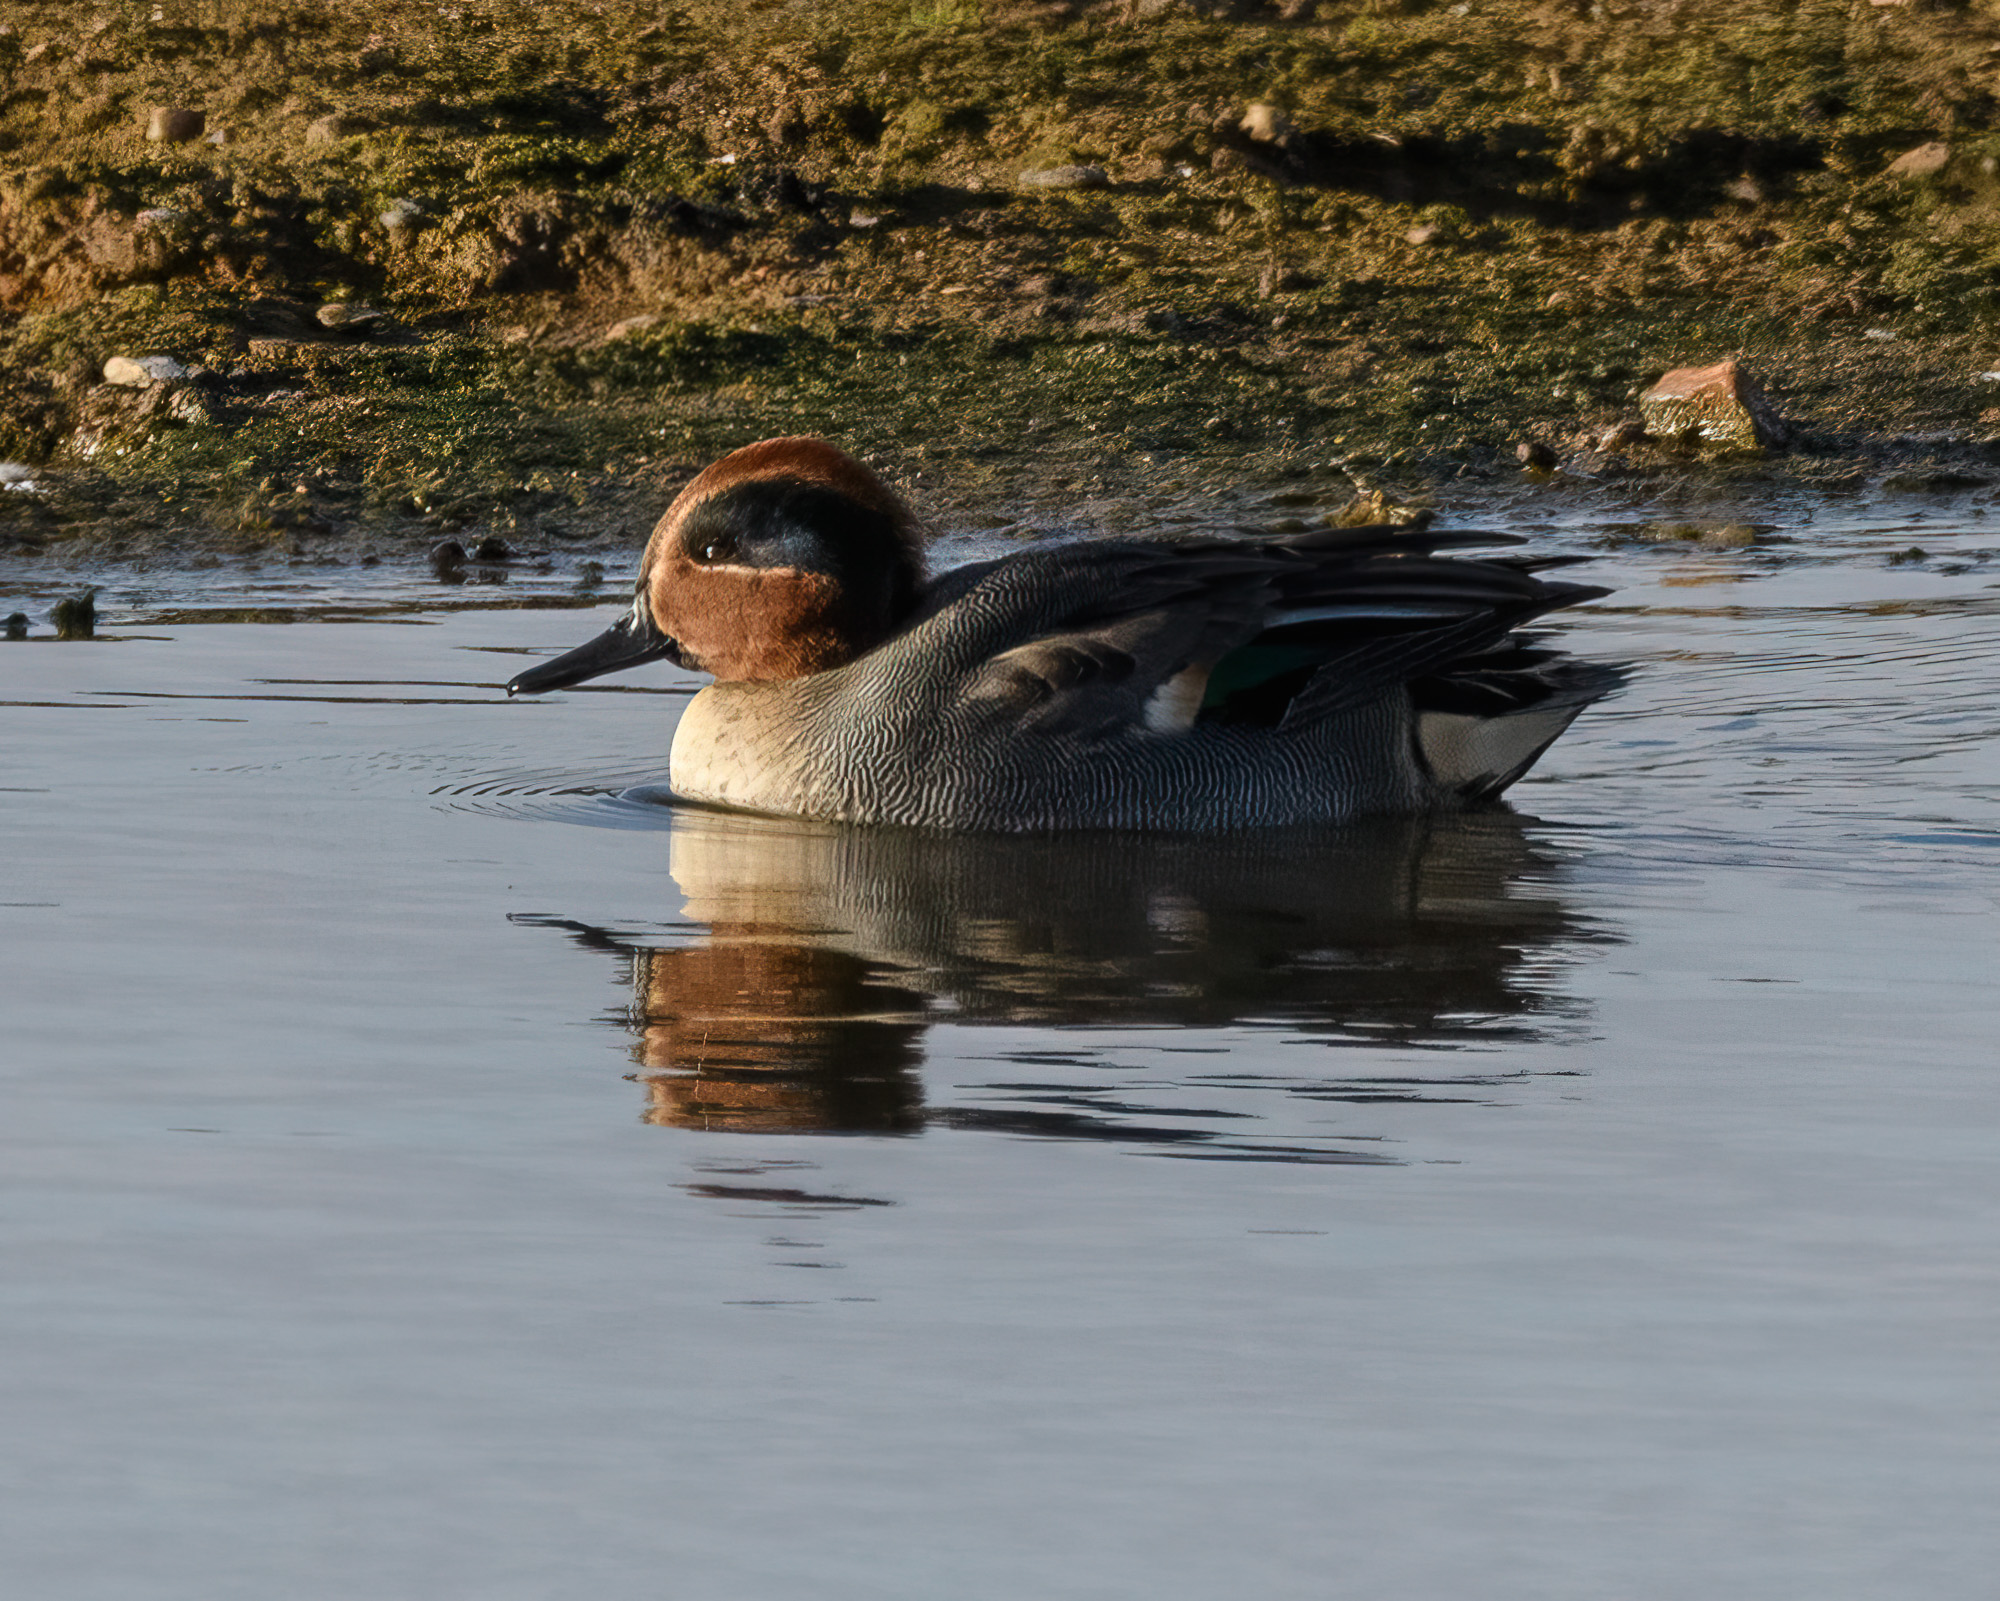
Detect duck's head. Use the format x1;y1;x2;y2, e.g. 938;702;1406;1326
507;437;923;695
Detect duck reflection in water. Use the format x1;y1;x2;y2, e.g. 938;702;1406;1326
626;940;928;1133
521;805;1608;1142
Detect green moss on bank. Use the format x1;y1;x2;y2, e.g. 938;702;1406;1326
6;0;2000;552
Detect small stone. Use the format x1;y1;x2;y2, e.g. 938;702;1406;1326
430;540;468;579
4;613;28;641
102;354;189;388
1017;164;1109;191
0;461;33;484
1516;440;1558;470
204;127;231;148
1638;358;1788;452
1239;103;1296;145
848;211;882;228
51;590;96;640
1884;142;1951;180
471;536;513;563
1863;328;1898;341
379;198;425;236
1405;223;1441;247
1597;421;1650;451
316;301;384;332
145;107;204;143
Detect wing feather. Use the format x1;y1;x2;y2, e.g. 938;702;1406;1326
870;526;1603;742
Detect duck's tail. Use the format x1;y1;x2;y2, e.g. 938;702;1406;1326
1412;641;1628;803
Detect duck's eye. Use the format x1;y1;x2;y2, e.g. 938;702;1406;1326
690;531;735;565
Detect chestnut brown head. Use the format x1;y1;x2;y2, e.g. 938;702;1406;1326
507;437;923;695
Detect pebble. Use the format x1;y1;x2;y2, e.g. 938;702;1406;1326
102;354;189;388
316;301;384;332
0;461;33;484
145;107;204;143
1638;358;1788;452
1017;165;1109;191
605;314;663;340
1515;440;1558;470
379;198;425;237
1239;103;1296;145
1884;142;1951;180
4;613;28;640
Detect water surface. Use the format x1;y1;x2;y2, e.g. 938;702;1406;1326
3;495;1997;1599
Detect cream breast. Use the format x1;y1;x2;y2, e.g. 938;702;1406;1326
669;683;810;813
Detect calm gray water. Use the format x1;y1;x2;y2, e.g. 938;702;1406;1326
3;494;1997;1598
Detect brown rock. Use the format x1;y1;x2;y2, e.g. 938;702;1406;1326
146;107;204;143
1239;103;1296;146
1638;359;1788;452
1884;142;1951;180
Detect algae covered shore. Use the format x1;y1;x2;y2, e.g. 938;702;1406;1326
4;0;2000;560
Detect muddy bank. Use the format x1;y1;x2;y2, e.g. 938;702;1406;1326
5;0;2000;558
